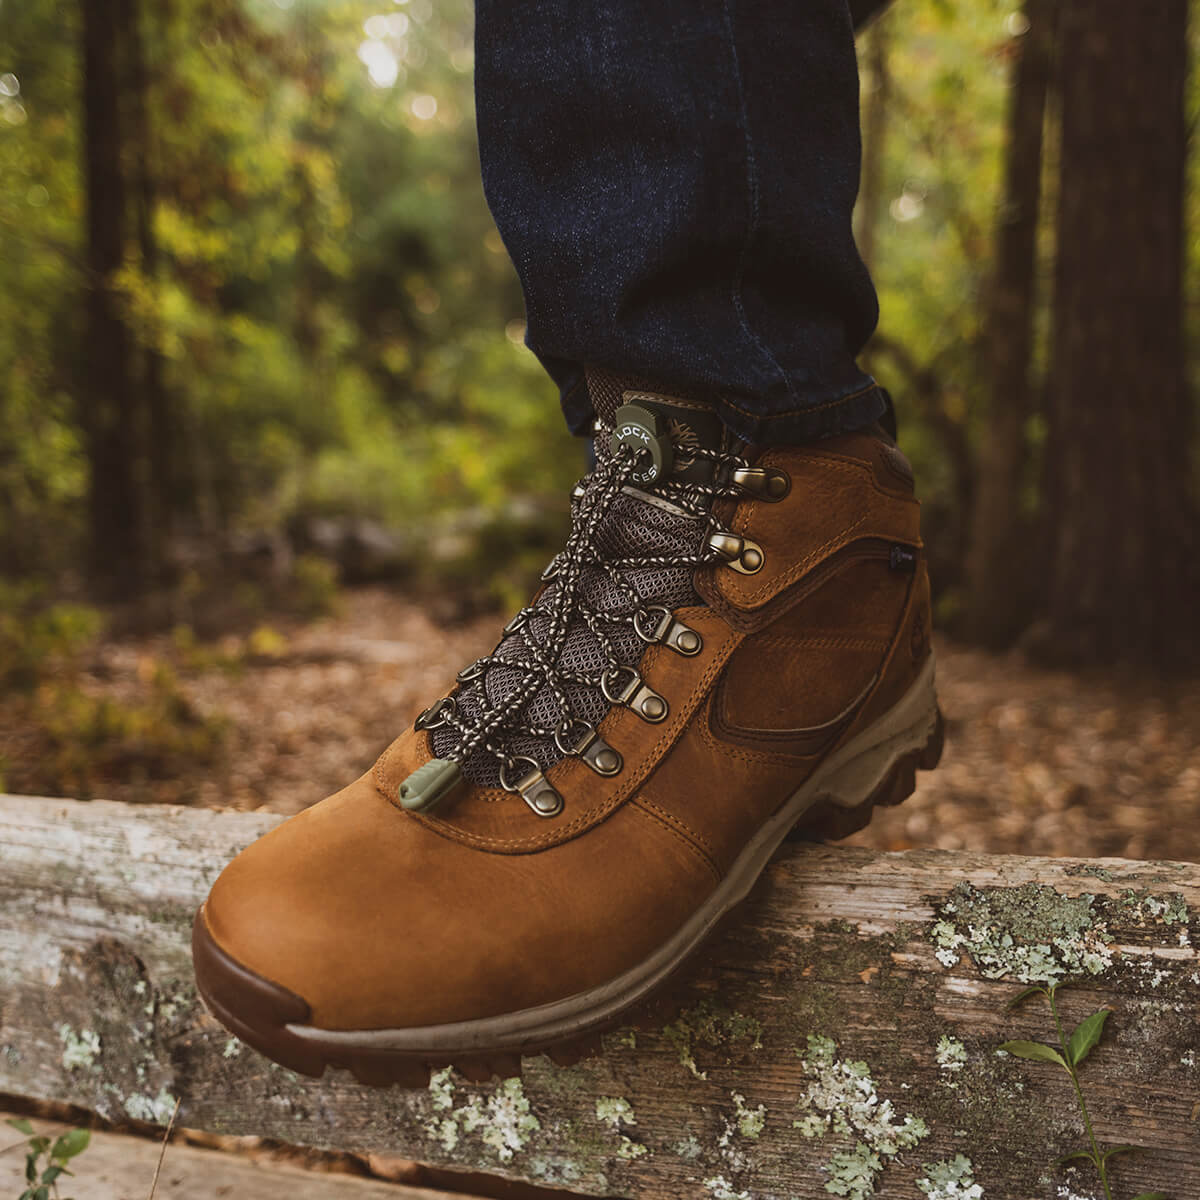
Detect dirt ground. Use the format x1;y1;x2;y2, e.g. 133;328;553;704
8;586;1200;863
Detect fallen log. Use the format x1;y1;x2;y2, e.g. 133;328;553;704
1;793;1197;1198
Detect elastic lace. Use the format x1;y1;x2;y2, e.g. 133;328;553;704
416;421;752;793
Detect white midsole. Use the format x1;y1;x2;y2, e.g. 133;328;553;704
286;654;939;1053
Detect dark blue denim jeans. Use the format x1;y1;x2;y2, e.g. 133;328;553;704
474;0;885;444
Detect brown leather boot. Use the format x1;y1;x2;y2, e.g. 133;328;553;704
192;369;942;1085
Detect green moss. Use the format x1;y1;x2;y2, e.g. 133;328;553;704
594;1096;636;1128
661;998;763;1079
123;1087;177;1124
731;1091;767;1139
703;1175;752;1200
917;1153;983;1199
936;1035;968;1078
58;1025;101;1072
792;1032;929;1195
421;1070;541;1163
929;881;1114;981
1063;864;1115;882
1117;888;1191;926
824;1143;883;1199
615;1136;648;1159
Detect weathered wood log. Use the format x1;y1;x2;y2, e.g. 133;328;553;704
0;1110;474;1200
2;793;1198;1198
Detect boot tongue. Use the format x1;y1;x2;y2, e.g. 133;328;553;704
429;370;718;792
585;366;727;486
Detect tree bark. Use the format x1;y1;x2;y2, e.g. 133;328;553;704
1039;0;1195;667
125;0;172;581
964;0;1056;647
4;794;1200;1199
81;0;143;597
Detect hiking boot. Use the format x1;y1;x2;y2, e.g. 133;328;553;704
192;368;942;1085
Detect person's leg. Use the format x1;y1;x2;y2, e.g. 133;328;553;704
475;0;886;444
193;1;941;1083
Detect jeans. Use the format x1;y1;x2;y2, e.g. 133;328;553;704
474;0;885;444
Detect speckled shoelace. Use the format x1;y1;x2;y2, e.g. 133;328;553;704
412;417;768;815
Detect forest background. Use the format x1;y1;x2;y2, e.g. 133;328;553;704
0;0;1196;826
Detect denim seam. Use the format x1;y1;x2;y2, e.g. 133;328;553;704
720;0;794;403
718;379;880;420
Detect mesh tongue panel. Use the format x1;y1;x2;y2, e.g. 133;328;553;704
430;371;724;788
586;367;641;425
431;484;704;785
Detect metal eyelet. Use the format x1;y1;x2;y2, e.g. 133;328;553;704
499;755;563;817
456;659;486;684
707;531;765;575
503;609;532;637
731;466;790;501
600;667;669;723
554;719;623;776
414;696;457;731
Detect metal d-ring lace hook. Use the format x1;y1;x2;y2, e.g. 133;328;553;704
499;754;564;817
414;695;457;732
553;717;623;777
402;409;767;816
600;665;669;723
632;605;704;656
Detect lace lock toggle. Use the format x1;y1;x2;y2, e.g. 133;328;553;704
610;403;674;486
398;758;465;813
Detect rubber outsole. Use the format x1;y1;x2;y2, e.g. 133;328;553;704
193;674;944;1088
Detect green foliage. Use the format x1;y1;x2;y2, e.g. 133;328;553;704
0;583;227;796
30;664;228;797
0;582;102;692
4;1117;90;1200
0;0;559;583
0;0;1195;620
0;0;1056;597
999;982;1165;1200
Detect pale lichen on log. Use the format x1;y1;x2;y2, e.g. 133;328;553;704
1;794;1198;1198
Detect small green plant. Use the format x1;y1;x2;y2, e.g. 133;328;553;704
999;981;1166;1200
3;1117;90;1200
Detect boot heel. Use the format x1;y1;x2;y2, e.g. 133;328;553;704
789;707;944;842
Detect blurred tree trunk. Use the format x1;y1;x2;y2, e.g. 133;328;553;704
855;12;891;274
125;0;173;580
1038;0;1195;667
964;0;1056;646
81;0;143;597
